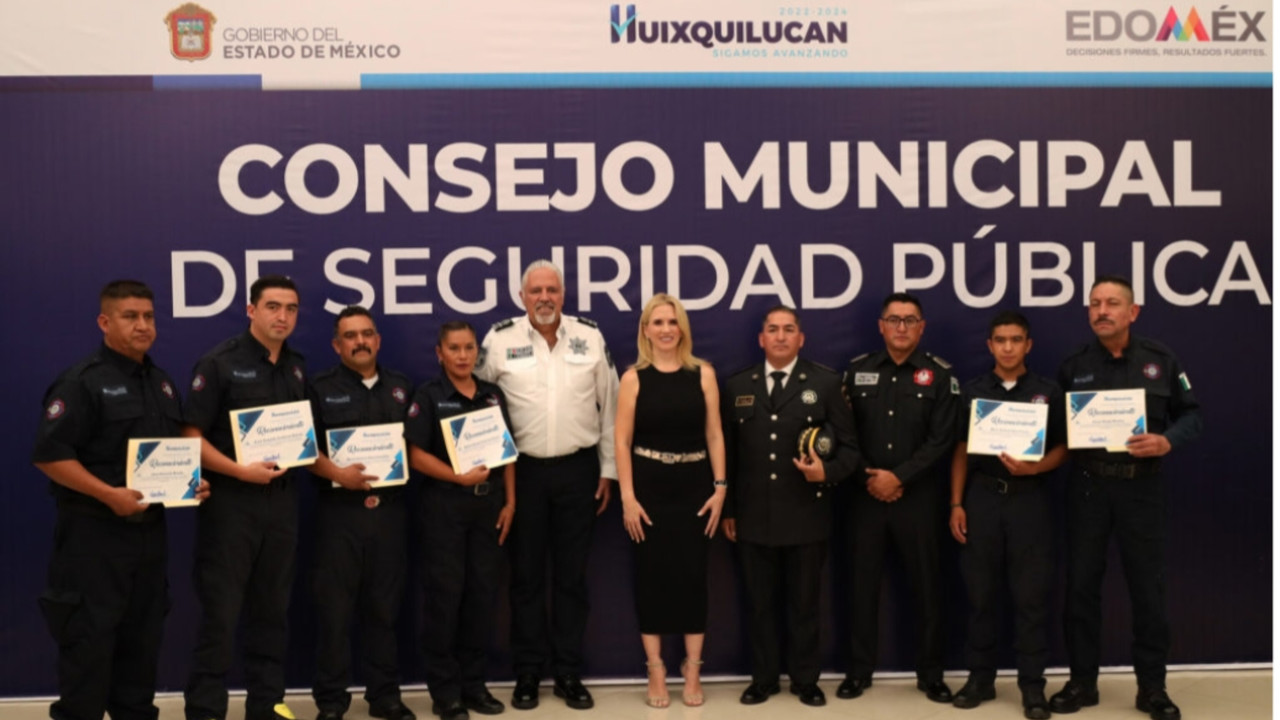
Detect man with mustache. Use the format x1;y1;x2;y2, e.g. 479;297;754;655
33;280;209;720
1050;276;1201;720
475;260;619;711
306;306;416;720
839;292;958;705
183;274;310;720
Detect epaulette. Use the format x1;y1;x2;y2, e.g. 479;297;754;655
1136;337;1173;357
491;318;516;332
381;366;412;384
575;315;598;329
311;365;340;382
1064;342;1091;360
208;336;241;356
847;352;870;365
805;361;838;375
926;352;952;369
728;364;759;380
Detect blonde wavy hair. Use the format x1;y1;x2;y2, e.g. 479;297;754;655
634;293;702;371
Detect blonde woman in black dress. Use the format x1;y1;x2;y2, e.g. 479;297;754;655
615;293;727;708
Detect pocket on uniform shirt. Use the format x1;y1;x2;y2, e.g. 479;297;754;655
101;396;144;422
228;380;272;407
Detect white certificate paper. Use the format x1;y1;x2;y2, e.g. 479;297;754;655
230;400;318;469
126;437;202;507
967;399;1049;461
441;406;519;475
326;422;408;488
1066;389;1147;452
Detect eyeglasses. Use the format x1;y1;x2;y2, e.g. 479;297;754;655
881;315;922;329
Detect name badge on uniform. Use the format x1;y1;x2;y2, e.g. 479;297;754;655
507;346;534;361
735;395;755;407
854;372;878;385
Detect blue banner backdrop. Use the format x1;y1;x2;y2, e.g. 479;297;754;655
0;86;1270;695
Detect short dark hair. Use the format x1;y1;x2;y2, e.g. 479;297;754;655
761;305;801;332
437;320;476;347
100;280;154;308
989;310;1031;338
333;305;375;337
1091;274;1134;300
249;274;298;305
881;292;923;316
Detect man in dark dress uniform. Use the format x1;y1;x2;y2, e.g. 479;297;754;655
182;275;310;720
839;292;958;704
720;306;860;708
34;280;208;720
1049;276;1201;720
948;311;1067;719
307;307;416;720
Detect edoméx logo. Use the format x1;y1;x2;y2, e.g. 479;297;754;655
1066;6;1266;42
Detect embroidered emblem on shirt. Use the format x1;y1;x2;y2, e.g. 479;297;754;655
161;381;175;399
1143;363;1162;380
391;387;407;404
46;399;65;419
232;369;257;380
102;386;128;397
476;346;488;370
950;376;960;395
192;374;206;391
408;402;420;418
1178;372;1191;391
507;346;534;361
801;389;818;405
914;368;934;386
325;395;351;404
569;337;589;355
1073;374;1094;384
364;495;380;509
292;366;304;383
1031;394;1049;404
854;372;878;385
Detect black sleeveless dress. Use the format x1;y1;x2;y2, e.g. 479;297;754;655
631;365;712;634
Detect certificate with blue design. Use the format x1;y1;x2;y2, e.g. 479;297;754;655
126;437;202;507
1066;389;1147;452
441;406;519;475
967;399;1048;461
230;400;318;469
325;422;408;487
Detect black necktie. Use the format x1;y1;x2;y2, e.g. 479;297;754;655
769;370;786;407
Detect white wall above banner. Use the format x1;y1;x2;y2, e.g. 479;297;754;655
0;0;1270;88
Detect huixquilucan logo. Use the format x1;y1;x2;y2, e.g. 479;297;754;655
608;4;847;49
1066;6;1266;42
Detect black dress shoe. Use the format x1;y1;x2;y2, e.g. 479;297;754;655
739;681;782;705
463;690;506;716
917;679;953;703
371;702;417;720
952;679;996;709
1022;688;1051;720
431;700;469;720
553;675;594;710
1049;681;1100;713
511;675;540;711
1136;688;1182;720
836;677;871;699
790;683;826;707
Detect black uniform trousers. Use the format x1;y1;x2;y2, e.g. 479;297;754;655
312;492;407;713
40;510;167;720
960;474;1052;688
185;479;299;720
1064;465;1170;688
737;540;827;686
848;484;944;683
421;482;505;703
508;448;599;677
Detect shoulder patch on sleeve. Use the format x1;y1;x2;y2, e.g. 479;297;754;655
926;352;952;369
575;315;598;329
491;318;516;332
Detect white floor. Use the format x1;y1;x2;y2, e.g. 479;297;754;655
0;669;1271;720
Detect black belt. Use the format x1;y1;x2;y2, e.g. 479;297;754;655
974;472;1043;496
1079;458;1161;480
518;445;595;467
431;479;500;496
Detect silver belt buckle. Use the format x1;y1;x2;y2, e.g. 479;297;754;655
473;481;490;496
660;451;678;464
